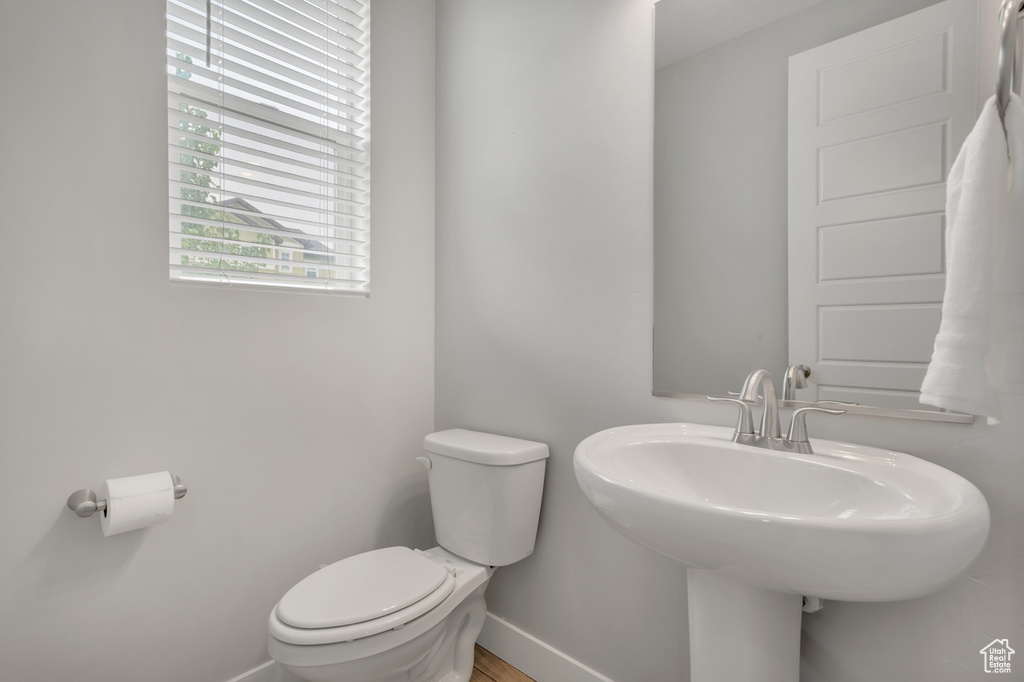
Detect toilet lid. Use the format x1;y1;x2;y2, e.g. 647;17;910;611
276;547;451;630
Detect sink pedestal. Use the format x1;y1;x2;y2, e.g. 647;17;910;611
687;570;802;682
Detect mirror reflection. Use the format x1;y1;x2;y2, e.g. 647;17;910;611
652;0;974;421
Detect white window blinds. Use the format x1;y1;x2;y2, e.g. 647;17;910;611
166;0;370;294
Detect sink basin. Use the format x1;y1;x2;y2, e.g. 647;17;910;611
576;423;990;681
574;423;989;602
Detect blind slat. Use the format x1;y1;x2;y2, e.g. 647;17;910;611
168;9;366;85
170;198;365;237
168;33;364;105
168;136;367;190
170;215;365;247
170;270;369;295
169;101;366;158
167;53;365;119
171;196;367;234
169;176;367;213
171;241;365;270
220;0;366;58
169;75;364;145
172;245;368;274
206;2;364;77
168;0;366;60
169;159;366;200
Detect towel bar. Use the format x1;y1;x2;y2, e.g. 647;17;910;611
997;0;1024;119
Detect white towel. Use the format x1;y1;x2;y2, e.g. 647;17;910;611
920;94;1024;423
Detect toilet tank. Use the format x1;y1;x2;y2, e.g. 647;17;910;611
422;429;548;567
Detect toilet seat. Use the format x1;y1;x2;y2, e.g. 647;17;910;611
271;547;457;646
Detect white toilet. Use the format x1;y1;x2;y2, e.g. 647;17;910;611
267;429;549;682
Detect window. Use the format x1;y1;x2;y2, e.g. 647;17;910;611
166;0;370;294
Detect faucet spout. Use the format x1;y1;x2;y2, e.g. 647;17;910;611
738;369;781;439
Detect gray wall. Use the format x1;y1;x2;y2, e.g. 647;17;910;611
436;1;1024;681
0;1;435;681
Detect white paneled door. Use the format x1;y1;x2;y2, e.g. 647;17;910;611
788;0;978;409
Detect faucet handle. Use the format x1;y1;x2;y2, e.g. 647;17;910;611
815;399;859;407
707;395;755;438
787;406;846;443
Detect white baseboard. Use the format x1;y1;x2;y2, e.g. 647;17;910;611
223;659;302;682
478;612;617;682
224;613;614;682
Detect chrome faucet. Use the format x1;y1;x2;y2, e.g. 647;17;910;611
738;369;781;440
782;364;810;401
709;369;846;454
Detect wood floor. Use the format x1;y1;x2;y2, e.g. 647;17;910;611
470;645;535;682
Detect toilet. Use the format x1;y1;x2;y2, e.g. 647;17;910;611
267;429;549;682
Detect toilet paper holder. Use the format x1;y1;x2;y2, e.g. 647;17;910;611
66;475;187;518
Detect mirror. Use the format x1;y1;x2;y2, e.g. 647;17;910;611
652;0;974;422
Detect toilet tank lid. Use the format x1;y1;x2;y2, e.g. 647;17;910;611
424;429;549;465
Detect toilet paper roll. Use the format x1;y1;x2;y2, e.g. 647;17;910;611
100;471;175;537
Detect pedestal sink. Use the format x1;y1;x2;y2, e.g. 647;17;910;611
573;423;990;682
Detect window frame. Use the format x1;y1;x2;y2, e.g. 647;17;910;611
166;0;371;295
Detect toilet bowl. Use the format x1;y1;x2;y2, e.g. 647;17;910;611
267;429;548;682
268;547;493;682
